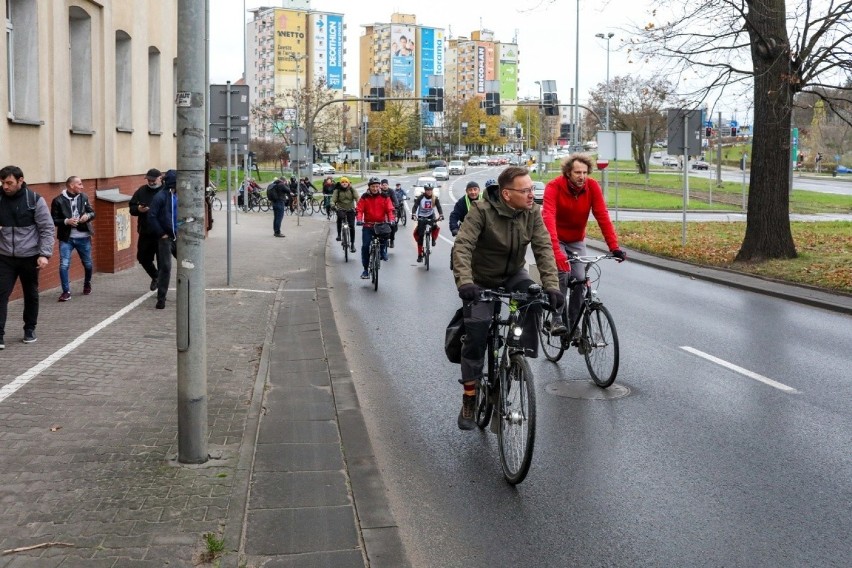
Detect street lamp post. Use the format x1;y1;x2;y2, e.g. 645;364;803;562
534;81;544;176
595;32;615;130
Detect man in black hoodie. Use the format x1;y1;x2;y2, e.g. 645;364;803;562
51;176;95;301
129;168;163;291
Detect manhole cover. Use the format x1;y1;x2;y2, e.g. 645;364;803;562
546;380;630;400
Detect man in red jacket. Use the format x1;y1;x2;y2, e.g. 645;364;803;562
355;177;396;279
541;154;625;336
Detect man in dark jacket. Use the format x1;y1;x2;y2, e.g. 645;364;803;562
380;179;400;248
0;165;55;347
147;170;178;309
450;167;564;430
449;180;481;236
267;178;286;237
129;168;163;291
51;175;96;301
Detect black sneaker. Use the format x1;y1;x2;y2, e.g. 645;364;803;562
150;278;157;291
350;246;357;253
550;321;568;336
417;254;423;263
156;299;166;309
22;330;37;344
457;394;476;430
0;339;5;350
336;236;342;241
389;240;395;248
432;238;437;246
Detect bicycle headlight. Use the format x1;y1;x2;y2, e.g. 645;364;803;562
513;326;523;338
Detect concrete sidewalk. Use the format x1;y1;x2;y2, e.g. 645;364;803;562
0;208;406;567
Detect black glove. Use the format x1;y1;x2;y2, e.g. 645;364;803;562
611;249;626;262
546;288;565;312
451;229;459;237
458;283;483;302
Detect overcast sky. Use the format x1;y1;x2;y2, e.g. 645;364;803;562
208;0;658;103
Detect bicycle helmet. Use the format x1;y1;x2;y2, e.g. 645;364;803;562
368;177;381;185
422;183;434;190
485;179;498;189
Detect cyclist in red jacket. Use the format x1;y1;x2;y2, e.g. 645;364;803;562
355;177;396;278
541;154;625;336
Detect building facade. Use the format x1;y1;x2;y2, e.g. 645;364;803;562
2;0;179;293
445;29;518;115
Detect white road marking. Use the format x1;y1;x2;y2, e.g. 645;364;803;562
207;287;276;294
0;291;155;404
680;346;800;394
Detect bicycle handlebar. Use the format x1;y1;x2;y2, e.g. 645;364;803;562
568;254;616;264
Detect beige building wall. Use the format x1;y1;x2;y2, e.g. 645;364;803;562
1;0;178;184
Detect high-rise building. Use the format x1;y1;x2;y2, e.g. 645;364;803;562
246;2;346;140
359;14;445;124
445;29;518;115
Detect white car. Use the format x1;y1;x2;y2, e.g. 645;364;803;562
311;163;323;176
662;156;679;167
532;181;546;204
433;166;450;181
319;162;336;175
448;160;466;175
413;176;440;199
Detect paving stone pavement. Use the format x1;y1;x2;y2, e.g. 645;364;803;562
0;206;407;568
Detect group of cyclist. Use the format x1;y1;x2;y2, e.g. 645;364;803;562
321;154;626;430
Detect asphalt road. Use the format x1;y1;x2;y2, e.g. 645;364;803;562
326;174;851;567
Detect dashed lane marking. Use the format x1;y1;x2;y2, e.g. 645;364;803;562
680;346;799;394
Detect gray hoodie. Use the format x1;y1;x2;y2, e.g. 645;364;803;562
0;186;55;258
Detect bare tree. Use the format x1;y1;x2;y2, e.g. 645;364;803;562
633;0;852;261
586;76;679;173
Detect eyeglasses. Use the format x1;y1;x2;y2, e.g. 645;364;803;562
505;187;534;195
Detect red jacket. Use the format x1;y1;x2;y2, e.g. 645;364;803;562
541;175;619;271
355;191;396;225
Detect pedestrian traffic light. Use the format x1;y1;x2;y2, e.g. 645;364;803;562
543;92;559;116
705;127;712;138
369;87;385;111
485;92;500;116
428;87;444;112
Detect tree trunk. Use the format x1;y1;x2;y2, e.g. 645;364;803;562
736;0;797;262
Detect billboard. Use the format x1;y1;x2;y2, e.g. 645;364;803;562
391;24;415;92
274;9;308;95
310;13;343;90
498;44;518;100
419;27;444;126
475;42;495;94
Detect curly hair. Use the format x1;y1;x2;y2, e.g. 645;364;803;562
560;153;594;176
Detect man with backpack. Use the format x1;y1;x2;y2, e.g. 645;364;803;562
267;178;286;238
0;165;55;347
331;177;358;252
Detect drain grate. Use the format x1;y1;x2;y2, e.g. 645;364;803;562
545;380;630;400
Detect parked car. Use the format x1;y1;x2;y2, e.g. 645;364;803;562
448;160;466;175
319;162;336;175
835;165;851;174
311;163;324;176
662;156;679;167
413;176;440;199
652;152;662;159
453;150;469;159
691;160;710;170
433;166;450;180
532;181;546;204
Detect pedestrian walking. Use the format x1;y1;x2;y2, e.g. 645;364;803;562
0;165;55;347
129;168;163;292
148;170;178;309
51;176;95;301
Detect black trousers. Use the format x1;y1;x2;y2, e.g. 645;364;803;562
0;254;40;338
137;233;159;280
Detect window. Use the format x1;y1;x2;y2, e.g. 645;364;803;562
115;30;132;131
6;0;39;121
69;6;93;132
148;46;161;134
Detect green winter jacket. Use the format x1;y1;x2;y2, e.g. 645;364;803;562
331;183;359;210
452;186;559;290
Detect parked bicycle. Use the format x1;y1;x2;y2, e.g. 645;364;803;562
538;254;620;388
205;185;222;211
474;284;549;485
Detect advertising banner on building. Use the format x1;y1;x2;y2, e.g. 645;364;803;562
391;24;415;92
419;27;444;126
310;13;343;90
274;9;307;94
498;43;518;100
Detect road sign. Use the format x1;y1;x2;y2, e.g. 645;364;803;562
209;84;250;147
667;109;703;156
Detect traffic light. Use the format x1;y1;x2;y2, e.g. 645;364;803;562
499;126;507;137
560;123;571;138
730;126;737;136
369;87;385;111
479;123;486;136
461;122;468;136
485;92;500;116
705;127;712;138
516;127;522;138
543;92;559;116
428;87;444;112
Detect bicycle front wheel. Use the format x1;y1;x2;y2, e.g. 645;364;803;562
583;304;619;388
259;197;270;212
424;239;431;271
539;309;566;363
370;243;380;291
400;209;407;226
212;197;222;211
342;233;350;262
310;197;320;214
498;354;536;485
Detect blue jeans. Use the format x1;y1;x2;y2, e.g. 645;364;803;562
59;237;93;293
360;226;388;269
272;200;285;234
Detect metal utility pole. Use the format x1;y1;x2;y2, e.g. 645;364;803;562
175;0;208;464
